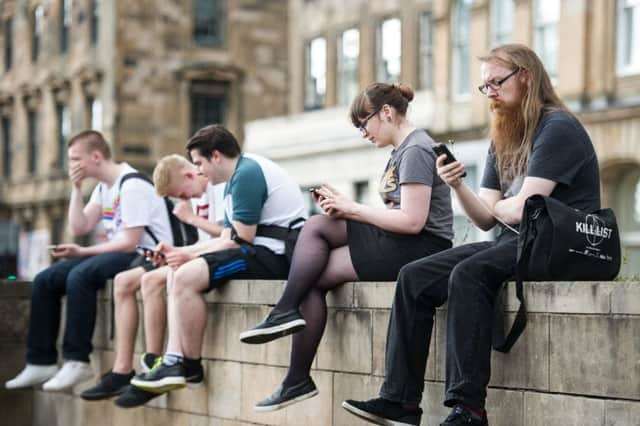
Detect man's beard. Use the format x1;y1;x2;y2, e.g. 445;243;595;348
490;100;526;179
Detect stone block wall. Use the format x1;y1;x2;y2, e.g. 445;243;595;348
1;279;639;425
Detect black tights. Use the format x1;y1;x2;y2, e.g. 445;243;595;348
272;215;359;386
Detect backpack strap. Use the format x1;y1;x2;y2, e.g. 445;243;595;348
118;172;160;244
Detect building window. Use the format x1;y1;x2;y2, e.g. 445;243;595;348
617;0;640;75
451;0;472;98
28;111;38;175
2;117;10;179
32;6;44;62
377;18;401;83
60;0;72;53
337;29;360;106
87;96;102;131
4;18;12;71
190;81;228;135
193;0;224;46
491;0;514;46
91;0;99;45
419;13;434;90
533;0;560;78
304;37;327;110
354;181;370;204
56;104;70;171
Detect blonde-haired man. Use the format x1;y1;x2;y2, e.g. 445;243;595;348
81;154;224;406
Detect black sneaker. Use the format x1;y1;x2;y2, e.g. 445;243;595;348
184;359;204;388
80;370;135;401
239;309;306;344
130;362;186;393
342;398;422;426
440;405;488;426
140;352;160;373
254;377;318;412
113;385;162;408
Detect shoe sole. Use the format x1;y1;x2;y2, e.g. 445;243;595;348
341;401;417;426
239;319;306;344
80;386;129;401
130;376;186;394
254;388;319;412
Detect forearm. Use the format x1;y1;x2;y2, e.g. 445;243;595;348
347;204;426;234
180;235;239;256
68;188;91;236
493;196;525;225
191;216;223;238
454;184;497;231
81;239;137;256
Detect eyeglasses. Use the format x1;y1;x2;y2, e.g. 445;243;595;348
358;107;381;137
477;68;520;95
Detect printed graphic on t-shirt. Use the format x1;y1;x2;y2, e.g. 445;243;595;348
379;162;400;206
102;193;123;240
196;203;209;220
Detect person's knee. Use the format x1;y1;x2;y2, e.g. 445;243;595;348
113;271;141;300
448;261;479;295
140;271;166;299
172;266;201;298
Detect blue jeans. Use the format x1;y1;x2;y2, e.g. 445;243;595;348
379;230;518;409
26;252;136;364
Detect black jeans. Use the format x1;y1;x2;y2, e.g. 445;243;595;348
26;252;136;364
379;230;518;409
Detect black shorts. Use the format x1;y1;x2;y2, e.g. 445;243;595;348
128;254;158;272
200;245;289;292
347;220;452;281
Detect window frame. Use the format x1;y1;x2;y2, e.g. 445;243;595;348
419;12;434;90
617;0;640;76
451;0;472;99
193;0;225;47
532;0;560;78
303;36;327;111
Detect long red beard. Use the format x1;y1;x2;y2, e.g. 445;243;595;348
490;100;525;177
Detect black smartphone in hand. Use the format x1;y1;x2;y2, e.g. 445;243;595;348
433;143;467;178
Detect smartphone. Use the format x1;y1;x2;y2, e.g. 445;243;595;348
136;245;164;258
46;245;58;251
433;143;467;178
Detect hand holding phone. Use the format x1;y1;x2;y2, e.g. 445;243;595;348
46;245;58;251
433;143;467;178
136;245;165;259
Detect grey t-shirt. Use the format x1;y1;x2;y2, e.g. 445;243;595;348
481;110;600;214
379;129;454;240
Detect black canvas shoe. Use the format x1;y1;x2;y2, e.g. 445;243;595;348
239;309;306;344
130;362;186;393
342;398;422;426
254;377;318;412
440;405;488;426
140;352;160;373
114;385;162;408
80;370;135;401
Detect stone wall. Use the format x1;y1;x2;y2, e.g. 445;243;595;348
1;279;639;426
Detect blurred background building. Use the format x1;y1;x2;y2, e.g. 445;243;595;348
0;0;638;277
0;0;289;277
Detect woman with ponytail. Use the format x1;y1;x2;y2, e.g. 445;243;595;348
240;82;454;411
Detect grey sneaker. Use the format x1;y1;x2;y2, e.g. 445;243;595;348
140;353;160;373
80;370;135;401
254;377;318;412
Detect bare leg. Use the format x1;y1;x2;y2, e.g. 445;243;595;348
112;267;145;374
140;266;170;355
168;258;210;358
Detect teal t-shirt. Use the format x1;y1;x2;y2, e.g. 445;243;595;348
224;156;268;226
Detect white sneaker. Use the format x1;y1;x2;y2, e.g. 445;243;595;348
42;361;93;391
5;364;59;389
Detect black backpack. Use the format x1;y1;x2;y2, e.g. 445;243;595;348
118;172;199;247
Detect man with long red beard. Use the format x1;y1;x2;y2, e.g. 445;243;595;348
342;44;601;425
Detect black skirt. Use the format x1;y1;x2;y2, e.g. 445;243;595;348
347;220;452;281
